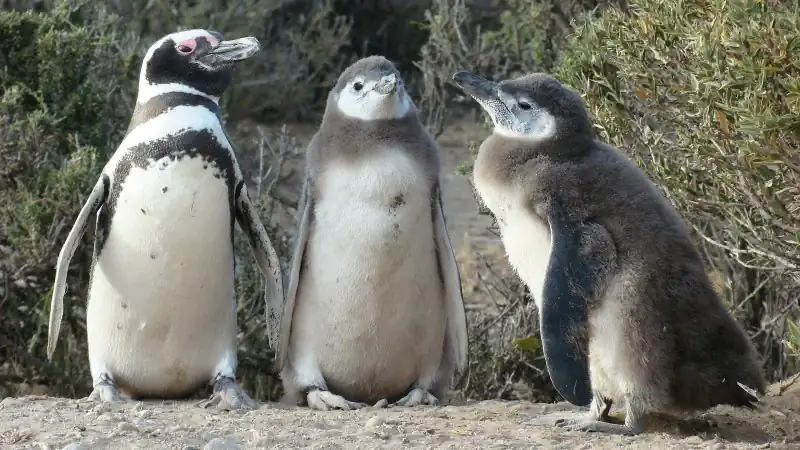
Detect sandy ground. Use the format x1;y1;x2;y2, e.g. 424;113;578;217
1;386;799;449
2;120;799;449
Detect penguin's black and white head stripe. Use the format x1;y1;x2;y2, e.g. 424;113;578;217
452;71;593;144
137;29;260;106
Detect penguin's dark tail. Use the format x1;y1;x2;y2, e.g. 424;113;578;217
736;381;764;410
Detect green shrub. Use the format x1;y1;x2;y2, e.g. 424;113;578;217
415;0;609;137
0;1;140;397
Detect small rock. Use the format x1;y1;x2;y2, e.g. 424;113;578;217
107;421;141;437
117;422;140;432
95;413;115;422
90;403;110;414
365;416;385;429
203;438;244;450
684;436;704;444
61;444;90;450
136;409;153;418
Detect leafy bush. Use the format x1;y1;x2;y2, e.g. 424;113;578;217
0;1;141;397
415;0;608;137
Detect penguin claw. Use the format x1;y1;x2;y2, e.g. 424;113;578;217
306;390;367;411
87;382;130;403
197;378;259;410
555;417;637;436
389;388;439;407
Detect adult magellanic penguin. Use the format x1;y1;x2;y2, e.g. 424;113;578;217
452;70;766;435
47;29;284;410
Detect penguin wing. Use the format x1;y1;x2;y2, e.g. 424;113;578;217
432;182;469;375
276;173;313;371
234;180;285;351
539;199;598;407
48;174;109;360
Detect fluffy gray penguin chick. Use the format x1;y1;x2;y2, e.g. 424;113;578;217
277;55;469;411
452;70;766;435
47;29;284;410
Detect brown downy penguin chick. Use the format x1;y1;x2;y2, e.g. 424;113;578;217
276;56;469;411
451;70;766;435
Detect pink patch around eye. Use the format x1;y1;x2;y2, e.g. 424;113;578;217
176;38;197;54
205;35;220;46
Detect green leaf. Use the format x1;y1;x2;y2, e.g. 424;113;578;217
786;319;800;354
512;336;541;353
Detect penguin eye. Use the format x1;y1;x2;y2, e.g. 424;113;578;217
353;81;364;92
518;101;532;110
176;39;197;55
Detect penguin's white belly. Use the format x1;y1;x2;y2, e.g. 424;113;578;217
291;151;446;402
475;181;552;310
87;156;236;397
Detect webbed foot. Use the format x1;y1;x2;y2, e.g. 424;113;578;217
306;389;367;411
197;376;258;410
389;388;439;407
87;373;131;402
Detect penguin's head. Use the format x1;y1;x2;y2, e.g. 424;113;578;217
138;29;260;104
452;71;593;141
329;55;413;121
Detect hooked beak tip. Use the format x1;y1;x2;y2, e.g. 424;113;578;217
373;73;399;95
204;36;260;64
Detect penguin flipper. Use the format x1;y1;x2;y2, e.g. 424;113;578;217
234;180;285;352
432;182;469;375
539;200;601;407
276;174;313;371
48;174;109;360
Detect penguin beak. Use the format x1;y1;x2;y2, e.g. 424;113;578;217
452;71;499;103
197;36;261;69
372;73;399;96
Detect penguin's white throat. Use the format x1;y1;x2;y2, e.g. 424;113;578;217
136;81;221;106
337;89;411;121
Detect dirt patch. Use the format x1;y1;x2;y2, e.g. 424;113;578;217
1;389;799;449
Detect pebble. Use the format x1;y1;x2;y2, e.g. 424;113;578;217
683;435;704;444
61;444;90;450
203;438;244;450
117;422;140;432
107;421;141;438
95;413;115;422
90;403;110;414
365;415;385;429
